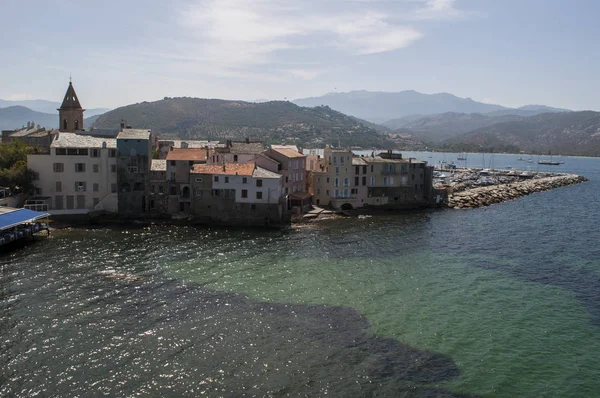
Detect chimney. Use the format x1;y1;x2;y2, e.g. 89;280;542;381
298;147;303;154
245;137;250;144
27;121;31;129
120;120;126;131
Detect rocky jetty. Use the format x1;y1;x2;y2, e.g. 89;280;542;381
447;174;587;209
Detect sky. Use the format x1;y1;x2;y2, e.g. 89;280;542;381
1;0;599;111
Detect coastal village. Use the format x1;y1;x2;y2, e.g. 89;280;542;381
0;81;587;246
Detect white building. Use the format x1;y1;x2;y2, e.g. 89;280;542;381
27;132;118;214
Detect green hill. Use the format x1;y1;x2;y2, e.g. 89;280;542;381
92;97;394;148
444;111;600;156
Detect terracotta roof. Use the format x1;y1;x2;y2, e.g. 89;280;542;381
166;148;209;161
191;162;255;176
270;147;306;159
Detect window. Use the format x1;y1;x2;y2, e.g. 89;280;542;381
355;166;359;174
317;177;320;183
242;177;247;184
333;156;337;164
111;183;117;193
389;176;394;185
195;177;203;183
214;176;219;182
76;195;85;209
344;178;349;187
55;148;66;155
55;196;63;210
92;183;99;192
256;179;263;187
159;186;164;194
371;165;374;172
55;181;62;192
75;163;85;172
326;177;330;183
363;165;367;174
195;189;202;197
326;190;330;196
370;176;375;185
335;189;339;198
334;178;339;187
241;189;248;198
170;160;176;166
111;165;117;173
335;167;340;174
251;204;256;211
340;156;344;164
134;182;143;191
317;189;320;194
93;164;99;173
90;149;100;157
256;191;263;199
127;165;138;173
212;189;220;197
355;177;359;186
75;182;86;192
225;177;229;183
150;199;155;209
362;176;367;186
233;155;238;162
150;185;155;194
351;188;357;195
109;149;117;157
53;163;64;172
63;119;67;130
35;188;42;195
67;148;88;156
75;120;79;130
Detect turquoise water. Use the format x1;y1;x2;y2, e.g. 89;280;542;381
2;153;599;396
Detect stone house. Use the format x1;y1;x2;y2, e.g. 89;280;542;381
27;132;118;214
208;139;264;165
116;128;152;215
165;147;210;214
190;163;286;226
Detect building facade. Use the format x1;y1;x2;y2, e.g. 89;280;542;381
190;163;286;226
27;133;118;214
309;147;435;210
116;129;152;214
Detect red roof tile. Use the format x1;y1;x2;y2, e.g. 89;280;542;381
166;148;210;161
191;162;255;176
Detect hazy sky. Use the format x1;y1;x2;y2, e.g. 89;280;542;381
1;0;599;110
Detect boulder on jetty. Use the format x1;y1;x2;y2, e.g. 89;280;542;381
447;174;587;209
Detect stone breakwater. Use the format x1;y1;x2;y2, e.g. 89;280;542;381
447;174;588;209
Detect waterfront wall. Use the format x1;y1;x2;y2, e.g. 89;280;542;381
447;174;587;209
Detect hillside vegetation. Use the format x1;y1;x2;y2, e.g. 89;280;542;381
92;97;395;148
445;111;600;156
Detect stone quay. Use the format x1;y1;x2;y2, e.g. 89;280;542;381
447;174;588;209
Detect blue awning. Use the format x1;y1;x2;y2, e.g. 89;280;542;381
0;208;50;231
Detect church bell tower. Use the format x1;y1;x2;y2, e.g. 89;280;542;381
58;79;85;132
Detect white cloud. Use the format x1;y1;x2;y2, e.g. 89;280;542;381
413;0;468;20
176;0;434;70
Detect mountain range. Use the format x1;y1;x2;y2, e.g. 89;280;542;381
0;99;109;117
92;97;396;149
0;106;101;131
293;90;570;124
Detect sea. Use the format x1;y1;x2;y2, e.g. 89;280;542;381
1;152;599;397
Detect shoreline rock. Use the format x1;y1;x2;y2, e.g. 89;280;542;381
447;174;588;209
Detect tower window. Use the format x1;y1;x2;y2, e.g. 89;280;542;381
63;119;67;130
75;120;79;130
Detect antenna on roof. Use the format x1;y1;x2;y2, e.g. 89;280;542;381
69;73;72;83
